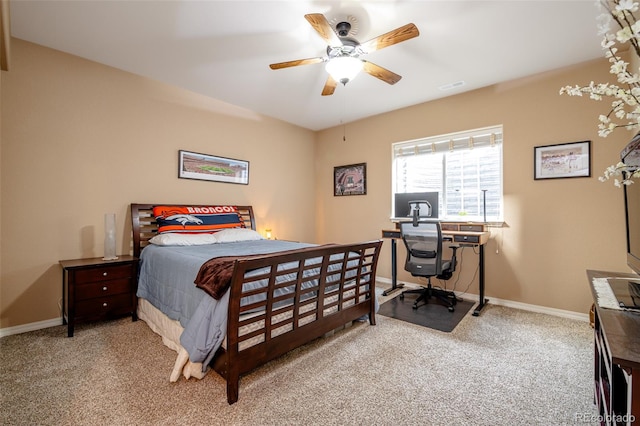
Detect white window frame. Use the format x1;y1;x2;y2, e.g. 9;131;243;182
392;125;504;222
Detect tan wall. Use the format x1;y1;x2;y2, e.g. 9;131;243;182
0;39;317;328
315;59;632;314
1;38;633;329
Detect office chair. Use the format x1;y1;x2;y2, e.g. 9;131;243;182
399;220;459;312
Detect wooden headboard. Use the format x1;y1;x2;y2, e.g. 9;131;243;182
130;203;256;258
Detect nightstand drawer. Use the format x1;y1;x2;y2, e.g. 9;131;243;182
75;279;131;301
75;264;133;283
75;293;133;318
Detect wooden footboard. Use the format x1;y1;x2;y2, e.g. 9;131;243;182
211;240;383;404
130;203;382;405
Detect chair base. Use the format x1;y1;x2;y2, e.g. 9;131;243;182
400;283;457;312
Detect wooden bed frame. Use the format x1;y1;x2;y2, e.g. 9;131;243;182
130;203;383;404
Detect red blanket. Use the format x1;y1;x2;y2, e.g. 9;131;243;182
194;255;253;300
194;245;337;300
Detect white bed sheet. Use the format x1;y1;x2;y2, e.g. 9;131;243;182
138;298;208;382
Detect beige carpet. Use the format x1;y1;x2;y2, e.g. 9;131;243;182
0;288;597;425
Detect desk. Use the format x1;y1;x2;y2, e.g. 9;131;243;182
382;222;490;316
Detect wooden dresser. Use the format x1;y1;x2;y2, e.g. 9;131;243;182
60;255;139;337
587;270;640;425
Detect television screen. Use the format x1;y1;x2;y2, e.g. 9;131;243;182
622;136;640;276
624;172;640;276
393;192;439;220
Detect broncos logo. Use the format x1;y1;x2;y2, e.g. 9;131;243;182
165;214;204;226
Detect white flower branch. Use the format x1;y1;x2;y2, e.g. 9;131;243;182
600;161;640;186
559;0;640;185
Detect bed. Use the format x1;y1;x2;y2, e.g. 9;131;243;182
130;203;383;404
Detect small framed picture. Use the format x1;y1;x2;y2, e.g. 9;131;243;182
178;150;249;185
534;141;591;180
334;163;366;196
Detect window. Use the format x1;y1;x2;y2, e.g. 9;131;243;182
392;125;503;222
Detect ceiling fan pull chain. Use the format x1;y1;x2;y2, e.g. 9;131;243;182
342;91;347;142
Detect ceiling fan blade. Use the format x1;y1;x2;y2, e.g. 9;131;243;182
360;23;419;53
269;57;324;70
321;75;337;96
362;60;402;85
305;13;343;46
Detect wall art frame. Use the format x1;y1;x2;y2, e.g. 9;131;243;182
334;162;367;196
178;150;249;185
534;140;591;180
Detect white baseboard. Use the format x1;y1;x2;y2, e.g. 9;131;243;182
376;277;590;323
0;317;63;338
0;279;590;338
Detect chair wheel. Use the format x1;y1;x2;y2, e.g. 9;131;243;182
448;306;454;312
412;305;418;310
399;293;404;300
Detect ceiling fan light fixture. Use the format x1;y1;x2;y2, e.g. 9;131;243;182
269;14;419;95
325;56;363;85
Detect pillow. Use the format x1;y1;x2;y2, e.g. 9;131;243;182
213;228;264;243
149;233;219;246
153;205;245;234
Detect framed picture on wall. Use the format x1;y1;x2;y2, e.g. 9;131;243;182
334;163;367;196
534;141;591;180
178;150;249;185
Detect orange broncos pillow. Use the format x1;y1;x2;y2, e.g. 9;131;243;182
153;205;244;234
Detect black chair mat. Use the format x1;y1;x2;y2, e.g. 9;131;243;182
378;291;474;332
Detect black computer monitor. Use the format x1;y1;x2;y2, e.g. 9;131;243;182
393;192;439;220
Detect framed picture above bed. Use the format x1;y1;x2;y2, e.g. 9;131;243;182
178;150;249;185
334;162;367;196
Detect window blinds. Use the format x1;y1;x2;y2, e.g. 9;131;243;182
393;125;503;158
392;125;504;221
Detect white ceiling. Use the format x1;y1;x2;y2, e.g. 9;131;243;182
9;1;605;131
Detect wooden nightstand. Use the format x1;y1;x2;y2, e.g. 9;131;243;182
59;255;139;337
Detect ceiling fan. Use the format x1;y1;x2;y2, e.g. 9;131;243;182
269;13;419;96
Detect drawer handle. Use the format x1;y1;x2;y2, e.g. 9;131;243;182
102;302;108;307
102;286;108;291
103;272;108;277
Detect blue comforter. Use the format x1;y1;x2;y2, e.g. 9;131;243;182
137;240;315;368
